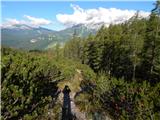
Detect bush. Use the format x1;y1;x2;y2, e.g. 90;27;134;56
1;48;63;119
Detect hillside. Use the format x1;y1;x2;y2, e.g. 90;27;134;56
1;24;97;50
1;47;96;120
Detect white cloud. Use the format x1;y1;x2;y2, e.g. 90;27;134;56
56;4;150;28
2;15;51;28
23;15;51;26
1;19;27;28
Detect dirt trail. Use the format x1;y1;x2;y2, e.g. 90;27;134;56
57;69;87;120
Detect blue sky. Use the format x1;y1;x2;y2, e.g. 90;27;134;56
1;1;156;30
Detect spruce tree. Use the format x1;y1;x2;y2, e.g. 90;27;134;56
141;0;160;82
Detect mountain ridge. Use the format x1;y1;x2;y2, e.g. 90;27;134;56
1;24;97;50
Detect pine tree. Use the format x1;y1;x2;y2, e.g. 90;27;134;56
128;12;147;80
83;37;102;72
141;0;160;82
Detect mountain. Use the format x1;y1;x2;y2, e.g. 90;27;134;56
51;24;97;42
1;24;97;50
1;24;57;50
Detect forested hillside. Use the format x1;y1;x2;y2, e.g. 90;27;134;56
60;1;160;119
1;1;160;120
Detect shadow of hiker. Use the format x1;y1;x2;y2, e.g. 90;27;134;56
62;85;73;120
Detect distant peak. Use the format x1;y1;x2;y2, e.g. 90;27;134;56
1;24;34;30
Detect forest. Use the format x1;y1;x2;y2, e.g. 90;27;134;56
1;1;160;120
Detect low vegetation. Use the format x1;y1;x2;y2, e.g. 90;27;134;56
1;1;160;120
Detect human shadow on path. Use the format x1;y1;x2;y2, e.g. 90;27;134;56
62;85;74;120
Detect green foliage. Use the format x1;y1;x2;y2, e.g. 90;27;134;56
1;47;63;119
2;1;160;120
79;73;160;119
63;35;83;61
79;7;159;82
140;1;160;82
53;58;96;80
73;1;160;119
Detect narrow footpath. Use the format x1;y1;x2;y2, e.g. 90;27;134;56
57;69;87;120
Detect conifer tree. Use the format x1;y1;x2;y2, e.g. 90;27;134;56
141;0;160;82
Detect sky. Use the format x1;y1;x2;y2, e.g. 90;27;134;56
1;1;156;31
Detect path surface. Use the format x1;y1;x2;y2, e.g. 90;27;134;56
57;69;87;120
70;93;87;120
57;69;111;120
46;69;112;120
